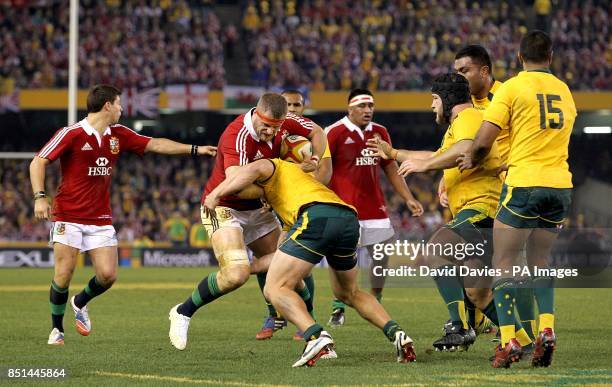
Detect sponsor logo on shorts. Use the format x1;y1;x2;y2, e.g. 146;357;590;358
109;136;120;154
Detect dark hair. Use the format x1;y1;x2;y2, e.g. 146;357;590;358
258;93;288;119
520;30;552;63
348;88;373;103
431;73;471;122
281;89;304;98
455;45;492;70
87;84;121;113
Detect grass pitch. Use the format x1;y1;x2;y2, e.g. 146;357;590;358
2;267;612;386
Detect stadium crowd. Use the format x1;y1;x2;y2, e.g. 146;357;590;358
1;1;609;93
243;0;611;91
0;0;229;91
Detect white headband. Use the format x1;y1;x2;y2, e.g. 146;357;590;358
348;94;374;107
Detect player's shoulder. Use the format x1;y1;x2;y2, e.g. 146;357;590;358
370;121;389;134
324;119;346;135
109;123;132;133
462;107;483;119
222;114;249;139
110;123;146;138
284;113;314;128
454;108;483;128
54;121;86;141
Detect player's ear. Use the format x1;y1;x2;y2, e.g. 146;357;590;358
480;65;489;78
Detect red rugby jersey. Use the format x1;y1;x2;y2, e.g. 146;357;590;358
202;108;314;210
37;119;151;225
325;117;393;223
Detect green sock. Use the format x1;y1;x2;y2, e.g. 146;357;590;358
482;300;499;326
49;280;69;332
493;278;518;345
257;272;277;317
74;276;110;308
433;267;468;329
534;275;555;330
533;276;554;315
516;279;536;340
464;291;477;328
178;272;223;317
303;323;323;342
374;291;382;303
332;299;345;311
382;320;403;342
304;273;315;302
297;286;315;320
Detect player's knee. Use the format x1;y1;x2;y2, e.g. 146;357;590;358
262;282;275;302
334;288;357;306
219;265;250;291
97;269;117;286
465;287;491;310
54;266;75;286
53;272;72;289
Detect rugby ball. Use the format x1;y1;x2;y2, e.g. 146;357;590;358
280;135;312;163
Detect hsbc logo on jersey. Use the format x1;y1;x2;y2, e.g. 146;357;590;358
96;157;109;166
356;148;379;166
88;157;112;176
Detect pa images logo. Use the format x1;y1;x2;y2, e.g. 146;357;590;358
109;136;120;154
55;223;66;235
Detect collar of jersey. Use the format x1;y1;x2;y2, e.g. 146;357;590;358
244;108;260;141
81;118;111;147
341;116;372;140
525;68;552;74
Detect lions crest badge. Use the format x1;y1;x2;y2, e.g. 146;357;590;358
55;223;65;235
109;136;120;154
218;208;232;220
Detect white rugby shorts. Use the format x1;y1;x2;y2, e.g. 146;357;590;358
50;221;118;252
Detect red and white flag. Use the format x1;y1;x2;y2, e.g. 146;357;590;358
166;84;209;111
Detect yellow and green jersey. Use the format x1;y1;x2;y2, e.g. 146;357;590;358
259;159;355;227
164;217;190;242
472;80;511;164
437;107;502;218
484;69;576;188
189;223;210;248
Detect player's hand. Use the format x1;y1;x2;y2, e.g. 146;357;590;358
365;138;395;160
456;152;474;171
299;157;318;173
259;198;273;214
437;179;449;208
406;198;424;217
34;198;51;220
203;194;220;218
397;158;428;176
198;145;217;157
438;191;449;208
